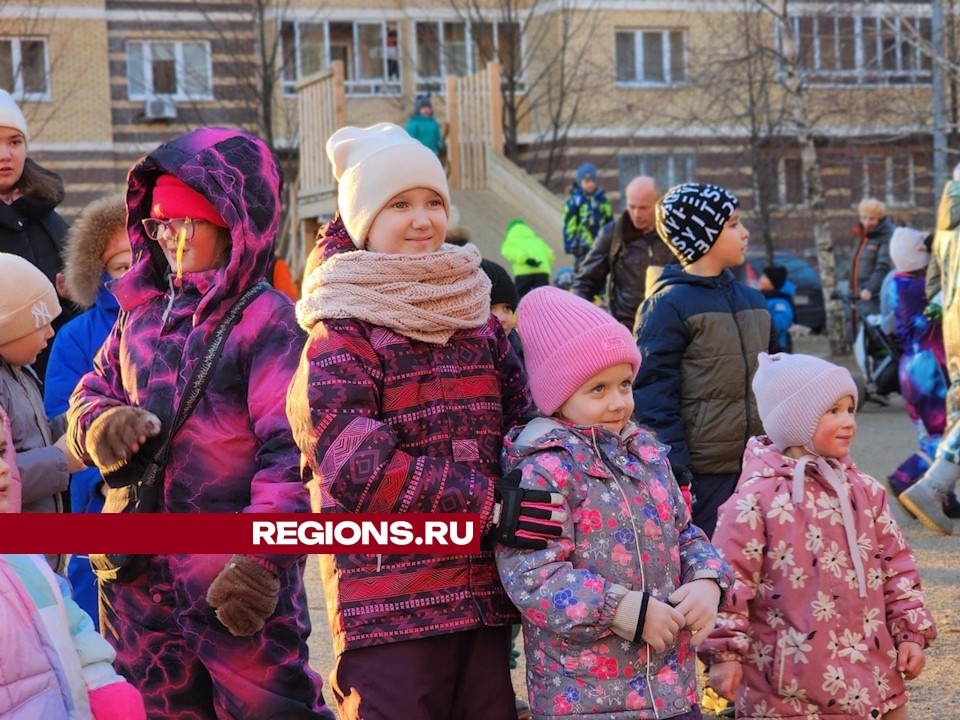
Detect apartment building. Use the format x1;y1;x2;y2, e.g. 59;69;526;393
4;0;944;259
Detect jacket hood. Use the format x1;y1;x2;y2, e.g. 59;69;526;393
647;264;736;295
504;416;655;481
444;224;471;246
62;194;127;308
867;215;895;239
503;219;542;245
740;435;855;488
16;158;65;208
113;127;283;318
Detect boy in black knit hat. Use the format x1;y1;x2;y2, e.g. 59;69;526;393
633;183;780;538
481;258;524;366
759;265;796;353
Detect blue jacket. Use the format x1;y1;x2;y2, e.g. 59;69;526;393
633;266;779;477
44;280;119;515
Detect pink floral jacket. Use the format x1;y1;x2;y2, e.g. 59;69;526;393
700;436;937;719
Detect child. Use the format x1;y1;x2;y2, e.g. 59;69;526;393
0;553;146;720
496;286;732;719
852;197;894;317
66;128;332;719
288;122;561;720
562;162;612;272
902;172;960;533
43;194;129;628
480;257;524;364
701;352;936;720
883;228;959;517
501;218;554;298
405;92;444;156
758;265;795;353
0;253;86;554
634;183;779;538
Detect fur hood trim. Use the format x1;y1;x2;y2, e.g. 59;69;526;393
18;157;65;206
444;224;472;246
63;194;127;308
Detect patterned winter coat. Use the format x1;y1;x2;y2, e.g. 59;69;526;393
563;184;613;257
497;418;731;720
287;220;533;656
700;436;937;720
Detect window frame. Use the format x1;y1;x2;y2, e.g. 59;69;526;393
784;12;932;86
411;19;524;95
616;151;696;204
126;40;214;101
0;36;51;101
849;153;917;207
280;19;402;98
614;28;687;88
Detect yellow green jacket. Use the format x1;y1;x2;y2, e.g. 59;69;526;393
501;220;555;277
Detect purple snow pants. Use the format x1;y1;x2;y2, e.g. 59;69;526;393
99;553;333;720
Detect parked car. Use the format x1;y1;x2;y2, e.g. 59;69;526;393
735;252;826;333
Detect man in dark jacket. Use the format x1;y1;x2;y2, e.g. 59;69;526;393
571;176;676;330
0;90;73;381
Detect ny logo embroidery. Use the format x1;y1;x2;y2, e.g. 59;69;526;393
32;300;53;328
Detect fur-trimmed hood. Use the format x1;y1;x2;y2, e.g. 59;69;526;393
17;158;65;208
62;195;126;308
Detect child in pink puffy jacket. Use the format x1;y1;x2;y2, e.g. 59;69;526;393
0;435;145;720
701;352;936;720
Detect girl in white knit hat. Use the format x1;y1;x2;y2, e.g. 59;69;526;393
700;352;936;720
288;122;563;720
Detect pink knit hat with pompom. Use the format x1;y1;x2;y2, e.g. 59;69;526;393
517;287;641;416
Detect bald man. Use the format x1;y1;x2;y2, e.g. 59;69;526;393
571;176;677;330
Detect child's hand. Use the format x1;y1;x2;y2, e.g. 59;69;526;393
708;660;741;701
642;596;685;653
85;406;162;473
669;578;721;646
897;641;925;680
54;434;88;473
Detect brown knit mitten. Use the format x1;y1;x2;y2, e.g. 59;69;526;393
84;406;161;473
206;555;280;637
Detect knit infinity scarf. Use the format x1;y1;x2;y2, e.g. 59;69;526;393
297;243;492;344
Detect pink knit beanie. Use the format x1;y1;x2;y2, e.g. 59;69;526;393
752;352;858;451
517;287;641;416
889;227;930;273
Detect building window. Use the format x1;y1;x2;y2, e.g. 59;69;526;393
850;154;916;206
789;13;932;85
768;156;807;208
281;20;400;96
615;29;686;86
127;41;213;100
413;20;522;94
0;38;49;99
617;152;696;203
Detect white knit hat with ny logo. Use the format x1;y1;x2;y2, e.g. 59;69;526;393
0;253;61;346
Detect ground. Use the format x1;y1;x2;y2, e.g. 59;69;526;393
304;333;960;718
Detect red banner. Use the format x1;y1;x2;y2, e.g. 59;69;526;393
0;513;481;554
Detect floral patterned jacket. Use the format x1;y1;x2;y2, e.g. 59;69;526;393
497;418;730;719
699;436;937;719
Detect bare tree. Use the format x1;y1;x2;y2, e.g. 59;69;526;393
448;0;603;186
757;0;848;355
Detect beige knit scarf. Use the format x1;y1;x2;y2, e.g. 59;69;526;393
297;243;492;344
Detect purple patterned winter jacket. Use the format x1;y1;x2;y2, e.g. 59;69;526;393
287;220;533;655
67;128;309;570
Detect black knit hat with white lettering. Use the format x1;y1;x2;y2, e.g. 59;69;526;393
655;183;739;267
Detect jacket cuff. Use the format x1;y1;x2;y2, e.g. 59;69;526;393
611;589;647;642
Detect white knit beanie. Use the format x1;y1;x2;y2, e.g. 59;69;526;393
518;286;641;416
0;90;28;142
326;123;450;249
0;253;61;346
889;227;930;273
752;352;857;451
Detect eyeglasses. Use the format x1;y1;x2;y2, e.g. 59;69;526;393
141;217;199;242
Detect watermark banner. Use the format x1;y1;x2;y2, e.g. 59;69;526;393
0;513;481;554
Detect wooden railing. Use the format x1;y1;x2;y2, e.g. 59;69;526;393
295;61;345;274
446;61;502;190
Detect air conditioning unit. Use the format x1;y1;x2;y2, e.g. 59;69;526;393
144;96;177;120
